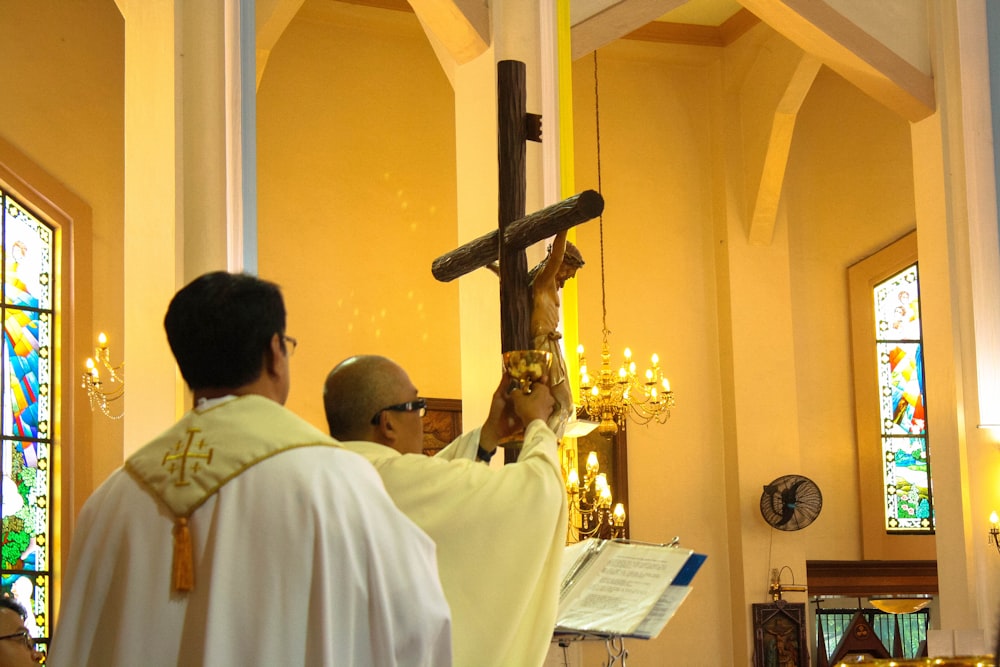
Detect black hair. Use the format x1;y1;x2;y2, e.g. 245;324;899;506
0;596;27;620
163;271;286;390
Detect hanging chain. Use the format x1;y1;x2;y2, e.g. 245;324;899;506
593;51;610;340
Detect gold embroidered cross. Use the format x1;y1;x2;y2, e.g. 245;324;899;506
162;429;214;487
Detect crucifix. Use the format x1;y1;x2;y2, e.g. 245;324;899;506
431;60;604;461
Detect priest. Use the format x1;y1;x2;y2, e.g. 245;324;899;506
49;272;452;666
323;355;567;667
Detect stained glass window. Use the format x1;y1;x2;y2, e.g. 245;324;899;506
0;189;53;653
874;264;934;533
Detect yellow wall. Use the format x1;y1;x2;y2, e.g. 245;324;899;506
566;27;917;664
0;2;980;664
571;39;734;664
255;7;929;663
257;1;461;429
787;66;917;556
0;3;125;526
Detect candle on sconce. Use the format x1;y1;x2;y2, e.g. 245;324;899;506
595;473;607;492
566;468;580;493
97;332;108;349
613;503;626;526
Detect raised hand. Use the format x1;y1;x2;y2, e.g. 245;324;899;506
510;375;554;426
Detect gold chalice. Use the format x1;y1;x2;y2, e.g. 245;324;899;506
497;350;553;449
502;350;552;394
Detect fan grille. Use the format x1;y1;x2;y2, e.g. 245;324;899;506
760;474;822;531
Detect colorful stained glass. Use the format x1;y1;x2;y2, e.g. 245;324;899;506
0;189;53;650
874;263;934;533
881;436;932;530
875;265;920;341
877;343;925;436
3;309;42;439
3;198;52;309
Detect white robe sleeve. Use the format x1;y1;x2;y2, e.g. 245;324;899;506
432;427;481;462
357;419;566;667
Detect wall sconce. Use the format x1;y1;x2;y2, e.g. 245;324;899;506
989;511;1000;554
565;450;626;542
80;332;124;420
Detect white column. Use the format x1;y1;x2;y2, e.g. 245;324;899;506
912;0;997;652
121;0;253;453
453;1;559;430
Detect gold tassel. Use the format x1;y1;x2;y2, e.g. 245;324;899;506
172;517;194;592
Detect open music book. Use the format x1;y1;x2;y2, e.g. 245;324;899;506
555;538;707;640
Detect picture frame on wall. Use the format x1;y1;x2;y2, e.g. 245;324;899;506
422;398;462;456
752;601;808;667
569;409;630;539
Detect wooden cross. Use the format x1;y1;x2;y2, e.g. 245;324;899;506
431;60;604;352
431;60;603;461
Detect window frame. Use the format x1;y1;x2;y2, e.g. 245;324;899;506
0;134;94;647
848;230;935;559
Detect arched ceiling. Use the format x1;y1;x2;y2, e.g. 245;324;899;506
256;0;934;122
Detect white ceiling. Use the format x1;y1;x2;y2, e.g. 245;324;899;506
658;0;744;26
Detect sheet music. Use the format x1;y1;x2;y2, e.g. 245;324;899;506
631;585;693;639
556;541;693;637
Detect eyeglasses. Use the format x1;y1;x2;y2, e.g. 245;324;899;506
0;629;34;650
282;335;298;356
370;398;427;425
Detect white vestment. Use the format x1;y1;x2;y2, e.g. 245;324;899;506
341;419;567;667
49;395;452;667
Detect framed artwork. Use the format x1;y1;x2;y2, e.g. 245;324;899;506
422;398;462;456
752;602;808;667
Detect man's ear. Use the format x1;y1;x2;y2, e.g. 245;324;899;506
264;333;283;377
373;411;399;448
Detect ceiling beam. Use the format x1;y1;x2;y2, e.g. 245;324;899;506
407;0;489;65
748;53;822;245
739;0;934;122
571;0;687;59
255;0;306;90
623;8;759;47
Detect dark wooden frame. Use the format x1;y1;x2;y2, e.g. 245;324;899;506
806;560;938;597
421;398;463;456
572;409;630;539
752;602;808;667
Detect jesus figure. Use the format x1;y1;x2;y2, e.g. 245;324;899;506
527;230;585;437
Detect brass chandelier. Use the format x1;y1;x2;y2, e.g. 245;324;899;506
575;51;674;438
